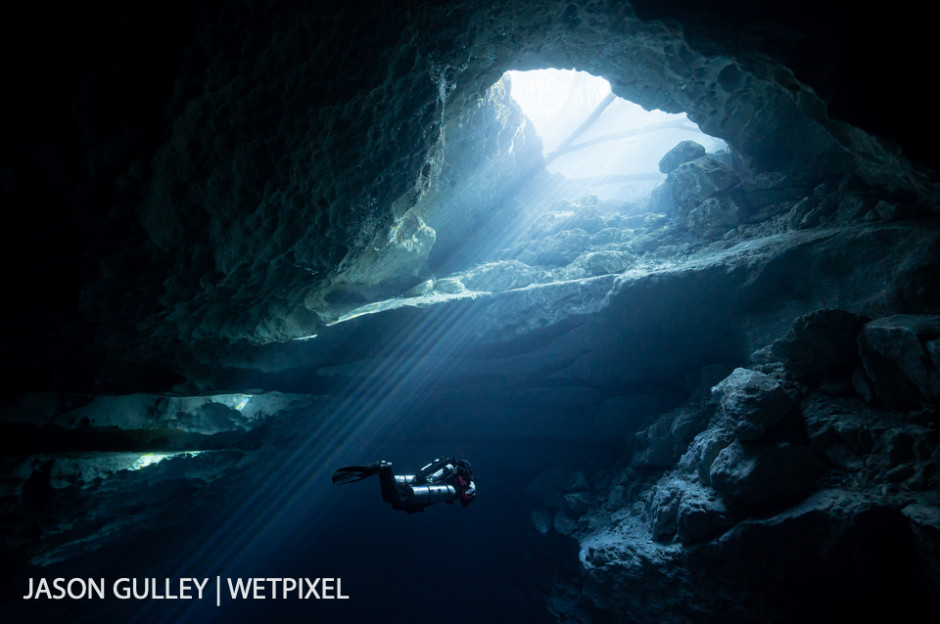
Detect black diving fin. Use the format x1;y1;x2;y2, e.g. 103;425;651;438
331;464;381;485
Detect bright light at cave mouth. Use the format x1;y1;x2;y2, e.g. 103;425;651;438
505;69;726;201
128;451;202;471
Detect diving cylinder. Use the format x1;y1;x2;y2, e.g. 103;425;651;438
407;484;456;504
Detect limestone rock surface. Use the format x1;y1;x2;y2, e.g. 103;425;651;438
713;367;794;440
658;140;707;174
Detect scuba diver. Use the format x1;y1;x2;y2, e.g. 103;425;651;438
332;457;476;514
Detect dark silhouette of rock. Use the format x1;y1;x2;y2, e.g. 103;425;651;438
774;308;870;382
709;440;827;510
858;315;940;406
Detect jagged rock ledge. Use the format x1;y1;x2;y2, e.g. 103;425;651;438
530;309;940;622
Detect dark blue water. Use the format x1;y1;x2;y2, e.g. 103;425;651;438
4;299;619;624
5;429;601;624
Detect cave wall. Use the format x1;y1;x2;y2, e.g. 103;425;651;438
3;0;936;394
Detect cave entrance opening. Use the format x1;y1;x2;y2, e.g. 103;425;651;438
504;68;726;203
320;69;732;326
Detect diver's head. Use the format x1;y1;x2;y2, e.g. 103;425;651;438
460;479;476;506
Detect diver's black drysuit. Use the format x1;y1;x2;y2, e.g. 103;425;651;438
332;458;476;514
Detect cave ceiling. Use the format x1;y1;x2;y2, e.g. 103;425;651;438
2;0;937;391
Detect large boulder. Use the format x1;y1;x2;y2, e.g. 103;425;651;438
652;156;741;216
648;476;731;543
712;368;795;441
658;140;707;174
709;440;827;511
774;308;871;382
683;196;745;238
649;153;744;238
857;315;940;406
566;250;637;278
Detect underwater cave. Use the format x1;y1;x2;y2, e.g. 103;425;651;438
2;1;939;623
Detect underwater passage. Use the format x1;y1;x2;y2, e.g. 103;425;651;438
2;1;939;623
